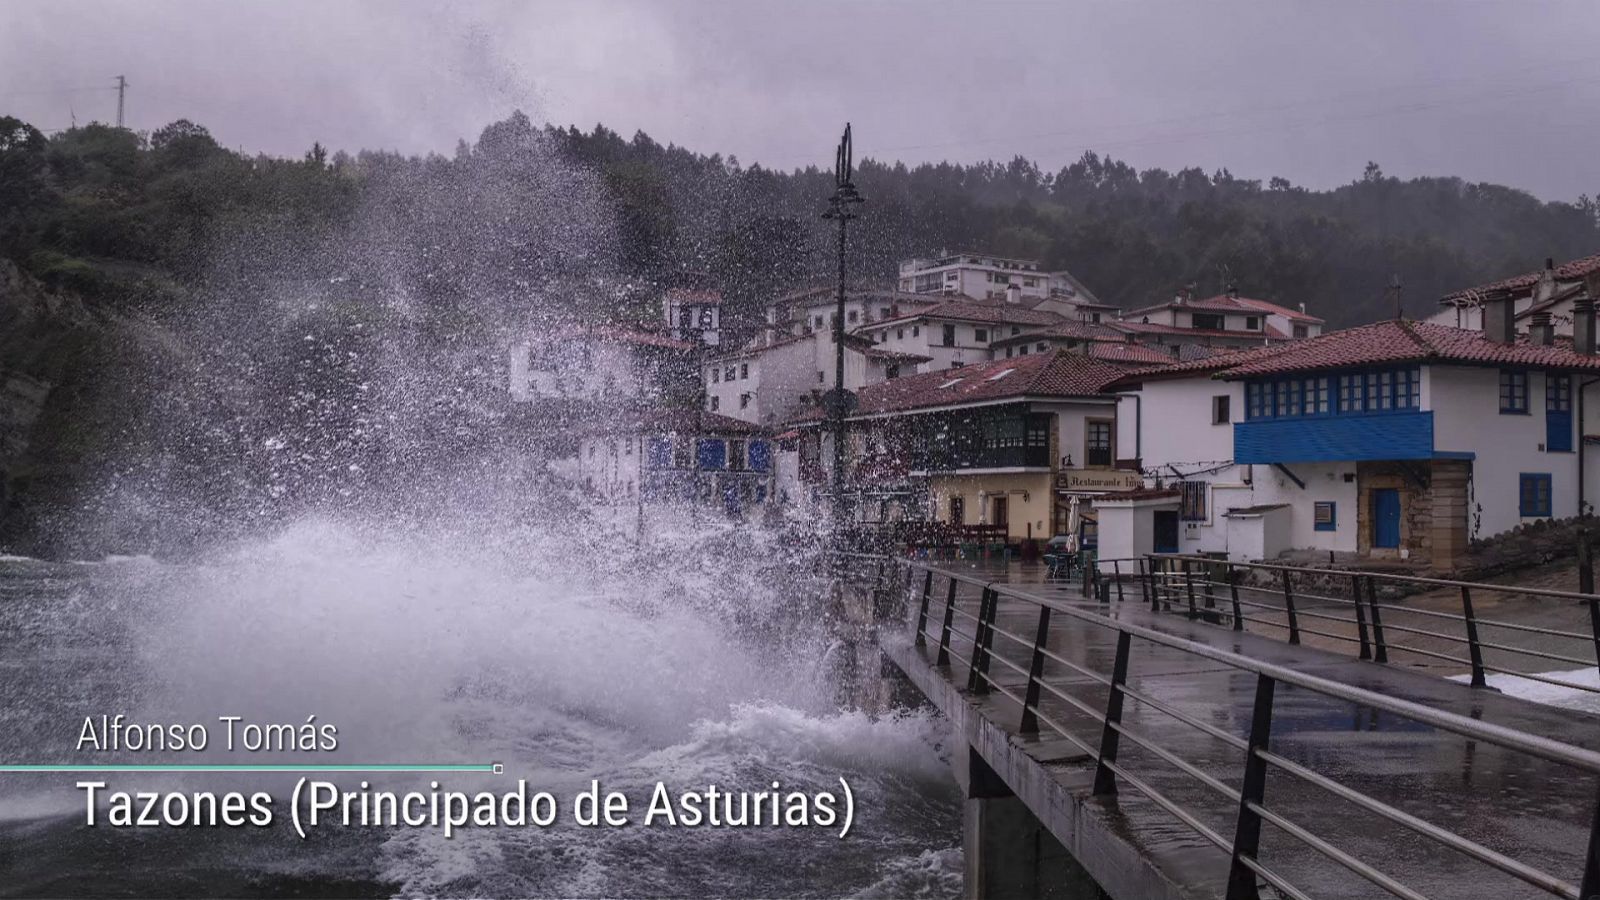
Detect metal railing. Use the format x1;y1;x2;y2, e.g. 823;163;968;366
1132;554;1600;695
862;555;1600;900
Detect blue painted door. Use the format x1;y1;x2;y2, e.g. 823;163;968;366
1372;489;1401;549
1547;375;1573;452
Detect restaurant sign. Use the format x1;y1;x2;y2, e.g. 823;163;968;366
1056;469;1144;492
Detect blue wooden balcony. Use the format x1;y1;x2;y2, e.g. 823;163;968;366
1234;410;1434;464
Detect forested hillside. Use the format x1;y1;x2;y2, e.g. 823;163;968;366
4;111;1600;338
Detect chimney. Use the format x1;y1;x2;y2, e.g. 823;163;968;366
1536;257;1557;303
1175;283;1193;305
1578;271;1600;354
1225;282;1239;299
1575;297;1596;355
1482;288;1515;344
1529;311;1554;346
1005;283;1022;305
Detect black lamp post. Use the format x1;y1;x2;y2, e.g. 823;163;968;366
822;123;865;536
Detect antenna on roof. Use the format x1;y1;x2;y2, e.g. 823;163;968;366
1388;274;1404;320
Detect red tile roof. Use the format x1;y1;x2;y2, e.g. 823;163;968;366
1111;319;1292;341
989;320;1125;345
1086;342;1181;365
1440;253;1600;302
1126;293;1323;324
792;350;1126;422
873;299;1064;329
1108;319;1600;388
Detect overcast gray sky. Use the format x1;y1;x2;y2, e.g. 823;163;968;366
4;1;1599;201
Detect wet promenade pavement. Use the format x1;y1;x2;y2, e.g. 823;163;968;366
880;560;1600;900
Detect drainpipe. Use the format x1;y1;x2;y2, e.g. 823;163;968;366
1581;377;1599;518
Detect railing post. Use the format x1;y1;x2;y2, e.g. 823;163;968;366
1112;559;1125;604
1229;566;1244;632
1184;559;1199;619
1138;557;1151;606
1092;630;1133;795
1365;577;1389;664
968;586;997;694
1020;605;1052;734
1582;529;1600;677
1147;556;1161;611
1351;574;1371;661
937;577;957;666
1280;569;1300;645
914;569;934;647
1227;673;1277;900
1580;787;1600;900
1460;585;1488;688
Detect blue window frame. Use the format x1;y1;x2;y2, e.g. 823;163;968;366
1500;370;1529;414
1519;473;1552;517
1247;367;1419;420
1313;501;1337;531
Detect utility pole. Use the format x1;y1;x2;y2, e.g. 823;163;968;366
822;123;864;539
114;75;128;128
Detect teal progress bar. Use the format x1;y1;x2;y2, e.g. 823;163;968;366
0;763;502;773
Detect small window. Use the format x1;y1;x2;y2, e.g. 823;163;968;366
1245;316;1260;330
1500;370;1529;414
739;363;748;380
1180;481;1207;521
1314;501;1337;531
740;393;751;409
712;369;720;383
847;310;858;323
728;440;746;471
912;326;920;337
1018;345;1030;355
1519;473;1552;517
709;395;720;411
942;324;956;347
1011;326;1021;336
1005;347;1014;358
1036;342;1048;352
974;328;989;342
1193;313;1224;330
1212;395;1231;424
725;366;736;381
896;328;904;340
1293;324;1309;339
817;370;825;383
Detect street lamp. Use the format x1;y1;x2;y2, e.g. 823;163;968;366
822;123;865;538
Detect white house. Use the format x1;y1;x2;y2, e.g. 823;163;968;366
508;326;695;405
1121;286;1324;342
1098;300;1600;572
785;350;1142;545
662;288;722;347
572;409;774;517
1430;254;1600;338
853;300;1065;373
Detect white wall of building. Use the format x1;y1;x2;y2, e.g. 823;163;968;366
1429;364;1586;538
510;341;645;403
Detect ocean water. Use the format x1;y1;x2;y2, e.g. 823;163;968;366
0;517;962;898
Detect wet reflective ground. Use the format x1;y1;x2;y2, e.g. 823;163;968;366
895;561;1599;899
